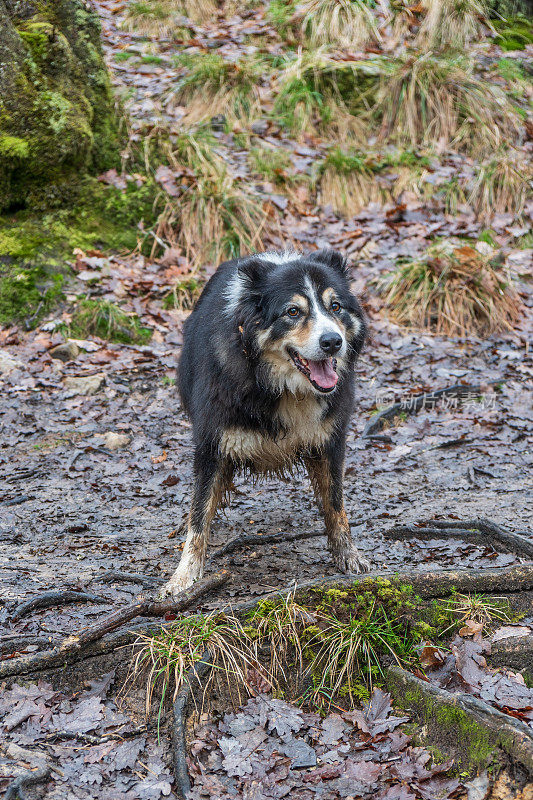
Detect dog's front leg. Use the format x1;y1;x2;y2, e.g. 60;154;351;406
159;453;232;599
305;448;370;574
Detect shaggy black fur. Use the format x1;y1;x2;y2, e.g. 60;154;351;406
161;250;368;597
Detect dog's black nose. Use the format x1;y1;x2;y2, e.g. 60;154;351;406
319;332;342;355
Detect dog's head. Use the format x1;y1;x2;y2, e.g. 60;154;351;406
231;250;366;395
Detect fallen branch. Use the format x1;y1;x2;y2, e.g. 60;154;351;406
387;665;533;775
363;383;487;438
0;571;229;680
45;726;149;745
95;571;165;588
11;591;107;622
61;570;230;651
4;766;51;800
383;517;533;559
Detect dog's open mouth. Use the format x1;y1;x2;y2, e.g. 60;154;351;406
287;347;338;392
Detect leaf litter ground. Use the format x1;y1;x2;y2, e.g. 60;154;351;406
0;0;532;797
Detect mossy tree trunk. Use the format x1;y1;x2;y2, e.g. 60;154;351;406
0;0;120;211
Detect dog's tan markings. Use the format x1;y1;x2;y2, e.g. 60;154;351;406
161;461;233;595
220;394;333;472
304;455;369;573
322;287;336;306
288;294;309;313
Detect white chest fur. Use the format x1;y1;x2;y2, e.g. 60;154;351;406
219;393;333;470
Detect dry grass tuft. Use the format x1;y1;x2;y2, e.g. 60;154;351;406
171;53;262;124
416;0;491;49
375;53;520;156
296;0;380;49
155;165;267;267
318;148;383;215
122;0;216;34
468;150;531;223
379;241;524;337
274;51;375;138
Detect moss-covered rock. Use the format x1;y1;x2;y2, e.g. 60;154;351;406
0;176;161;327
0;0;120;211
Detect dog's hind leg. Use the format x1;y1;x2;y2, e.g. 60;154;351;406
305;449;370;574
159;454;233;599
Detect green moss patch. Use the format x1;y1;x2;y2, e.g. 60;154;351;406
0;177;161;326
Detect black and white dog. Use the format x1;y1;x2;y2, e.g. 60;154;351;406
160;249;368;598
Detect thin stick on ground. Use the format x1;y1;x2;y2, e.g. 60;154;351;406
209;529;323;562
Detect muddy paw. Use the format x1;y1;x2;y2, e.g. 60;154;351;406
333;547;371;574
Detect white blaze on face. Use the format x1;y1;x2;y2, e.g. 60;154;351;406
301;277;345;361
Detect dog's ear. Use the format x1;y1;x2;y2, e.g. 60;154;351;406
310;249;349;277
237;257;265;289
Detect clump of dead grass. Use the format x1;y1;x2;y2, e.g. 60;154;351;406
375;53;520;156
122;0;216;34
155;164;267;267
378;241;524;337
273;50;376;138
296;0;380;49
416;0;491;49
171;52;263;124
468;150;531;223
318;147;383;215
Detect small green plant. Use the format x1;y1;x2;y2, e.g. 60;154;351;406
135;610;263;726
249;146;292;185
123;0;216;33
416;0;491;49
318;147;381;215
468;150;530;222
156;164;266;266
273;51;375;138
163;277;202;310
493;15;533;50
496;56;525;82
438;591;513;632
375;53;520;156
64;299;152;344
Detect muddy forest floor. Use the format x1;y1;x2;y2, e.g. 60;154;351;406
1;0;533;798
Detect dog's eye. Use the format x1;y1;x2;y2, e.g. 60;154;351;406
287;306;300;318
331;301;341;313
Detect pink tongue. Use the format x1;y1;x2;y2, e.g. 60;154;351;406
308;359;338;389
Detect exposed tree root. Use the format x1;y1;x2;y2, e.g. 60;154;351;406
0;571;229;680
387;665;533;775
0;636;57;655
94;570;166;587
491;634;533;678
172;654;212;800
4;766;51;800
383;518;533;559
11;590;107;622
209;529;323;562
2;565;533;681
363;383;488;437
